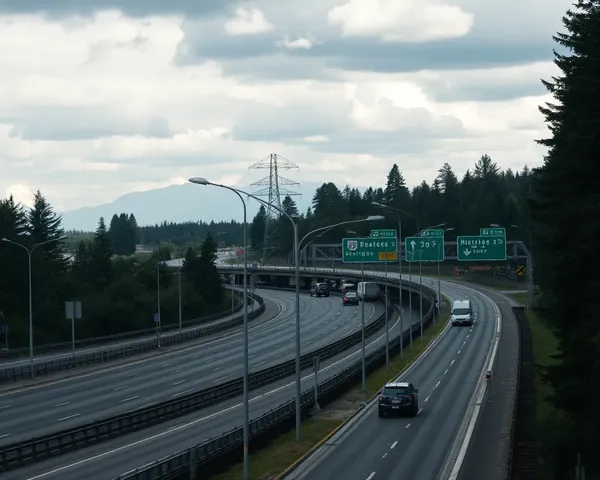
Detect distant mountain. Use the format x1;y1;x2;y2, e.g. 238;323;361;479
60;181;345;231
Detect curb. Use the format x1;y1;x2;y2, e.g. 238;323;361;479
275;296;452;480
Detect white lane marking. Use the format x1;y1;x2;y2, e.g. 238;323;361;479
450;359;455;366
0;433;10;439
457;350;461;354
390;440;398;449
113;385;127;391
54;401;70;407
425;396;430;402
213;366;222;372
120;396;139;403
417;408;422;415
161;363;171;367
381;453;387;458
173;369;182;374
138;402;155;409
172;380;185;386
172;389;194;398
366;473;376;480
405;423;411;429
213;374;230;383
128;373;136;377
444;369;448;376
56;413;80;422
254;361;266;367
434;381;441;389
0;405;11;410
26;308;400;479
249;354;256;359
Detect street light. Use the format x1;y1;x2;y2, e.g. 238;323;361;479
372;202;420;354
189;177;250;480
1;235;68;377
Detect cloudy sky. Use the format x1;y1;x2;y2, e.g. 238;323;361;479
0;0;570;213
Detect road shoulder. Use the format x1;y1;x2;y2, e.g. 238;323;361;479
457;288;520;480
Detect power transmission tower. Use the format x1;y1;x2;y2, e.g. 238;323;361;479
249;154;300;261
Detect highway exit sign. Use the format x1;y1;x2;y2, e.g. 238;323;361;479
405;236;444;262
342;237;398;263
457;235;506;261
370;229;397;238
480;227;506;237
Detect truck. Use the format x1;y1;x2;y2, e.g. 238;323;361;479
357;281;379;301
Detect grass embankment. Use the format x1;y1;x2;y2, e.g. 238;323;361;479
508;293;559;475
211;301;450;480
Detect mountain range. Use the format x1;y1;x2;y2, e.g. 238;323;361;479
60;181;344;231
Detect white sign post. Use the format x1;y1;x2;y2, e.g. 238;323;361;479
65;301;82;354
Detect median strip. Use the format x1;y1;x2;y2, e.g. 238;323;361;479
209;300;450;480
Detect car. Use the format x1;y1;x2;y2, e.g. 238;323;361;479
378;381;419;417
343;291;359;305
310;282;330;297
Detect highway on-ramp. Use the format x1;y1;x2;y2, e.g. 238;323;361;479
2;300;416;480
0;289;380;444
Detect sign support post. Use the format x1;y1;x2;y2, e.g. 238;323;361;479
65;301;82;354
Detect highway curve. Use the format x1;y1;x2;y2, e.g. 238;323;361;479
284;275;498;480
0;287;256;369
0;289;381;444
2;299;414;480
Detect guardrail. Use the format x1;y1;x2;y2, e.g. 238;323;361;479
509;306;538;479
113;284;437;479
3;289;245;359
0;289;406;472
0;292;263;384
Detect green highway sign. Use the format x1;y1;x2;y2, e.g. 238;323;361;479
405;236;444;262
421;229;444;238
342;237;398;263
370;229;397;238
457;235;506;261
480;227;506;237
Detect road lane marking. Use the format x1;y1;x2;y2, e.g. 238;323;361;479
120;396;139;403
56;413;80;422
425;396;430;402
434;380;440;389
457;349;461;354
444;369;448;375
253;361;266;367
405;423;411;429
172;389;194;398
54;402;70;407
366;473;376;480
390;440;398;449
213;375;230;383
113;385;127;391
128;373;136;377
161;363;171;367
172;380;185;386
172;369;182;374
417;408;422;415
450;359;455;366
0;405;10;410
25;309;403;479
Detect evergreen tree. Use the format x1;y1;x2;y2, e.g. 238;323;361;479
90;217;113;290
197;233;222;302
250;205;266;252
529;2;600;476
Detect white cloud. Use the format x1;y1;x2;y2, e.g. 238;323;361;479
0;0;562;222
327;0;474;42
224;8;274;36
277;36;314;50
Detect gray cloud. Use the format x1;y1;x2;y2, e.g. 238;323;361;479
5;106;172;141
424;79;547;103
0;0;243;17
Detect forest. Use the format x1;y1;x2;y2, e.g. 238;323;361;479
0;193;227;348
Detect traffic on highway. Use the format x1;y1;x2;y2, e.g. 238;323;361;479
0;288;383;444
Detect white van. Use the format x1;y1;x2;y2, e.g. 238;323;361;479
451;300;473;326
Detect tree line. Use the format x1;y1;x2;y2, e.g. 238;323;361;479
0;193;227;348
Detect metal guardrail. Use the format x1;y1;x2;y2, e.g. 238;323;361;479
3;290;246;359
113;283;437;479
0;292;262;384
0;289;406;472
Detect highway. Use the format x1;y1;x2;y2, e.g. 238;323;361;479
2;297;417;480
285;274;498;480
0;287;256;369
0;289;382;444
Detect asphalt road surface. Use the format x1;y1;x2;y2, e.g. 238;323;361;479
284;275;498;480
0;287;257;369
3;299;417;480
0;289;383;444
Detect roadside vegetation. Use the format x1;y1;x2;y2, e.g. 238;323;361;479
210;300;449;480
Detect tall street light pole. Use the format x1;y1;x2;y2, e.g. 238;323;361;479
189;178;250;480
1;235;68;377
371;203;420;353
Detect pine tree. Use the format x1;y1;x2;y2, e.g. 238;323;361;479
250;205;266;252
529;1;600;476
90;217;113;290
197;233;222;303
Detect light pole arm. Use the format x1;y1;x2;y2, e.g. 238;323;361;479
298;218;369;252
2;239;30;255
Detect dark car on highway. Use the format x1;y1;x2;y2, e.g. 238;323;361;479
343;291;359;305
310;282;330;297
378;381;419;417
